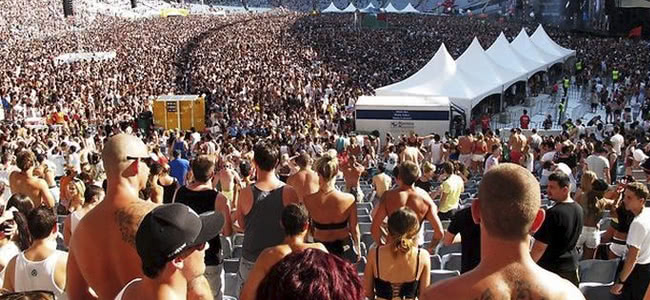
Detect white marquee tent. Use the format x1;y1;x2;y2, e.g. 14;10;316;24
530;24;576;59
510;28;564;71
322;2;342;12
400;3;420;13
372;25;575;117
361;2;376;11
456;37;524;93
384;3;399;12
342;2;357;12
486;32;542;79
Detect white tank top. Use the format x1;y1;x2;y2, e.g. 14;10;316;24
71;211;84;233
114;278;142;300
14;250;66;300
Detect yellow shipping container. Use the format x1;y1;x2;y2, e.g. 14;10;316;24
152;95;205;131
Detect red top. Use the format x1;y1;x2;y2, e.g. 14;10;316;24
520;115;530;129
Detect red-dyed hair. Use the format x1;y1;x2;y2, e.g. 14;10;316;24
256;248;364;300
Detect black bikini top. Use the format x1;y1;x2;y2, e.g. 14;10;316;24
374;247;421;299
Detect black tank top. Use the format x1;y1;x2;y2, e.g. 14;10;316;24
242;185;285;261
175;186;222;266
159;178;178;204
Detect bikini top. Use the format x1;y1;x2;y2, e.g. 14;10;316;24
374;247;421;299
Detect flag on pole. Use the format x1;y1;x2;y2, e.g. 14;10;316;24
628;26;642;38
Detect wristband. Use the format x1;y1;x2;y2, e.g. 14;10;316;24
617;277;625;284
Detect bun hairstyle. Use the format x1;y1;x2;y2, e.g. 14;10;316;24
315;153;339;182
387;207;420;255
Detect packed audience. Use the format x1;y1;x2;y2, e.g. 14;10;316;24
2;0;650;299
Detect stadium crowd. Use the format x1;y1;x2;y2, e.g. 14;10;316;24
1;0;650;299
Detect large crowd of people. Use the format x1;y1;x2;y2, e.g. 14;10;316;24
1;0;650;299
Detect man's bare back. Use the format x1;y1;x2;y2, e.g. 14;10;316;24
9;171;54;208
68;197;156;299
217;168;236;192
382;188;434;221
424;261;584;300
342;160;363;190
286;169;319;202
459;136;474;154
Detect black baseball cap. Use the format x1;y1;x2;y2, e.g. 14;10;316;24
136;203;224;268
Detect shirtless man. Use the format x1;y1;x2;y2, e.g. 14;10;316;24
371;161;444;253
286;153;319;202
215;160;240;210
422;163;584;300
458;130;474;169
400;143;424;168
239;204;327;300
66;134;212;300
485;130;501;155
509;128;527;166
341;154;365;202
9;150;55;208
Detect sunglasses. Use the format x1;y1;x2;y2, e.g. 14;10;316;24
126;155;153;164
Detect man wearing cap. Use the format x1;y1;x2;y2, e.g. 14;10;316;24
66;134;212;300
114;203;225;300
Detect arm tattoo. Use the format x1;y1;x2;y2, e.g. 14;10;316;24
114;202;155;247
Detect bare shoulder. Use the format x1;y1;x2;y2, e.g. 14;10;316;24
309;242;329;253
535;270;585;300
113;200;157;247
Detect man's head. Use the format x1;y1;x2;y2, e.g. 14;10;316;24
547;171;571;202
295;152;312;169
84;184;105;205
101;134;150;190
136;203;224;280
27;206;57;240
397;161;420;186
281;204;310;237
491;144;502;156
475;163;544;241
253;142;279;172
15;150;36;172
191;155;215;183
523;109;528;115
441;161;454;176
624;182;650;215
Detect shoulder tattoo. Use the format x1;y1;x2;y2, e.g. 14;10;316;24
114;202;155;247
476;281;545;300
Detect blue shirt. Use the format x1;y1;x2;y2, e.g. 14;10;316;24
169;158;190;186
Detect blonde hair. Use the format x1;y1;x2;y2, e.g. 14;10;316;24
422;162;435;175
387;207;420;255
69;179;86;205
314;154;339;182
580;171;597;194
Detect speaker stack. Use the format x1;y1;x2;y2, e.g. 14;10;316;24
63;0;74;17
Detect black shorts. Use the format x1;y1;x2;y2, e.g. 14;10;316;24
623;263;650;300
591;103;598;109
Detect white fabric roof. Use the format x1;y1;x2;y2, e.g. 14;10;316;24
456;37;523;92
400;3;420;13
372;26;575;114
322;2;342;12
486;32;541;79
356;95;450;108
361;2;376;10
511;28;564;69
342;2;357;12
530;24;575;60
384;3;399;12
